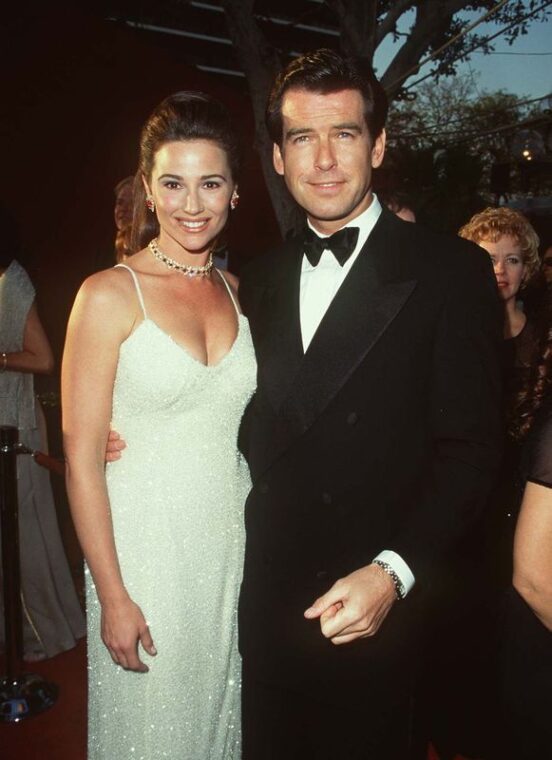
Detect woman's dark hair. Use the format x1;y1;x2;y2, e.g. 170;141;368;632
266;48;388;147
509;291;552;440
131;91;241;252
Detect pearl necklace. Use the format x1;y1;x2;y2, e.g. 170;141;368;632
148;238;214;277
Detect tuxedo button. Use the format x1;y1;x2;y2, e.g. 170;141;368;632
321;492;332;505
347;411;358;425
316;570;329;581
259;482;269;494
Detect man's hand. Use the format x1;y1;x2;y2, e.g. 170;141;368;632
304;563;396;645
105;429;126;462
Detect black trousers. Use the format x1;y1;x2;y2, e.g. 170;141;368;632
242;669;414;760
499;588;552;760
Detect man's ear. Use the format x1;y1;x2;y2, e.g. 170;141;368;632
371;129;386;169
273;143;285;176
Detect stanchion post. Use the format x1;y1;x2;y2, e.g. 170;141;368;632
1;425;23;677
0;424;58;722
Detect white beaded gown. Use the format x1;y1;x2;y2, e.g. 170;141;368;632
86;265;256;759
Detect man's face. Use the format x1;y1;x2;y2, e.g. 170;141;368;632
273;88;385;234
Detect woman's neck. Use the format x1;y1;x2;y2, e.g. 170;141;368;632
504;298;526;339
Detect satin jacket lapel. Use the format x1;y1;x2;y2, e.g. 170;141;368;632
280;214;417;438
255;239;304;412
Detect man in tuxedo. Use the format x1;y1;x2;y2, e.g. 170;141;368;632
237;49;502;759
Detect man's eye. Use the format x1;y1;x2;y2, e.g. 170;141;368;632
337;131;353;138
294;135;309;144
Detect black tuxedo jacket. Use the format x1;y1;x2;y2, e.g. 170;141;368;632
237;208;502;698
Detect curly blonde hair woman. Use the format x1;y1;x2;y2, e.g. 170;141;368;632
459;207;539;340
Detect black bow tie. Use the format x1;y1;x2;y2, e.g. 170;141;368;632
303;226;359;267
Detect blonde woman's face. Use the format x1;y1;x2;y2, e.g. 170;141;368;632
478;234;527;302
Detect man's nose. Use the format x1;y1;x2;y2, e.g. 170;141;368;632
315;139;337;171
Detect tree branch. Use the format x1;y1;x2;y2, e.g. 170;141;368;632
326;0;378;58
375;0;416;47
221;0;303;236
380;0;469;98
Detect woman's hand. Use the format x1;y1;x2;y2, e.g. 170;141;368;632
101;596;157;672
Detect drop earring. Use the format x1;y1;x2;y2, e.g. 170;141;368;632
230;190;239;211
146;195;156;213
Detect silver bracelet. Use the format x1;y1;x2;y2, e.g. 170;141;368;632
0;352;7;372
372;559;406;600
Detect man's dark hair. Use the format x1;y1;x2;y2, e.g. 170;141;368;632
266;48;388;146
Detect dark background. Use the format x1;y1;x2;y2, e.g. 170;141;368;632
3;4;551;443
3;5;279;371
2;3;282;569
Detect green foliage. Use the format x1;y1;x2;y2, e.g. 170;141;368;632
380;74;552;231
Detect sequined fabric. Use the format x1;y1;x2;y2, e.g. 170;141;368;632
0;259;36;428
87;280;256;759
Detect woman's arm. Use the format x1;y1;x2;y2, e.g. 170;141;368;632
2;302;54;374
62;271;155;671
513;480;552;632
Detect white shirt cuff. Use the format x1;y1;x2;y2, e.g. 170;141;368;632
373;550;415;596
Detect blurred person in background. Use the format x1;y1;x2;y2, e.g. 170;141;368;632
113;175;134;263
379;188;416;223
500;291;552;759
459;207;541;566
0;210;85;661
541;243;552;287
459;207;540;376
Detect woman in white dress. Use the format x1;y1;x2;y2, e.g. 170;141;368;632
0;253;85;660
62;92;256;759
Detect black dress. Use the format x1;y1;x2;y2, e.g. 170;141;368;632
499;394;552;760
492;319;539;586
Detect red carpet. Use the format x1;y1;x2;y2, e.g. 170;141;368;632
0;638;470;759
0;639;87;759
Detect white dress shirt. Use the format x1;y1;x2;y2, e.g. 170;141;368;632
299;195;415;596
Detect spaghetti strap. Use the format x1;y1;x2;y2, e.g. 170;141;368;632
114;264;148;319
217;269;240;316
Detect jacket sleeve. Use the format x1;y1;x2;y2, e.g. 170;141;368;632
390;247;503;583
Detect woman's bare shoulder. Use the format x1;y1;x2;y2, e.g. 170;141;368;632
74;265;142;316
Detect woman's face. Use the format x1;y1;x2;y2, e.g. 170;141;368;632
478;234;527;302
145;139;235;257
